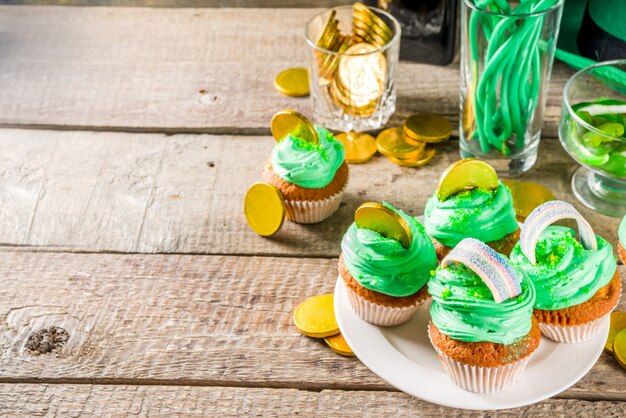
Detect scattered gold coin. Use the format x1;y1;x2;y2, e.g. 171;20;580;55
324;333;355;357
271;109;318;144
244;182;285;237
336;131;377;163
606;312;626;354
274;67;310;97
403;113;452;144
613;328;626;370
355;202;413;249
437;158;499;201
376;127;425;158
501;179;556;219
293;294;339;338
388;146;436;167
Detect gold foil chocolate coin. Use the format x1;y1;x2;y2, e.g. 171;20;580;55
244;182;285;237
294;294;339;338
336;131;377;163
501;180;556;219
613;328;626;369
403;113;452;144
271;110;318;144
437;159;499;201
337;43;386;108
274;67;310;97
606;312;626;354
324;333;355;356
388;146;436;167
376;127;425;158
355;202;413;249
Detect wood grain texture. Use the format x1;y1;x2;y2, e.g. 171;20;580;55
0;128;619;256
0;384;625;417
0;251;624;400
0;6;573;135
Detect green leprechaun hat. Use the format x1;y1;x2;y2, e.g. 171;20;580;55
556;0;626;70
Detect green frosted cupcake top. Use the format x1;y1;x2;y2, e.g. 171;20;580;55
341;202;438;297
428;261;535;345
271;126;345;189
424;182;519;247
510;226;616;310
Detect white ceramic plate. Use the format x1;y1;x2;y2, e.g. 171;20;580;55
334;279;609;410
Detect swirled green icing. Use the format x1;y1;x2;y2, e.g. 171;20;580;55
428;262;535;344
619;215;626;248
424;182;518;248
271;126;345;189
341;202;437;297
510;226;616;310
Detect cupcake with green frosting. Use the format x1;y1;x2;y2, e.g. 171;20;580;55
618;214;626;264
263;125;348;223
510;201;621;343
428;238;540;393
424;160;520;260
339;202;437;326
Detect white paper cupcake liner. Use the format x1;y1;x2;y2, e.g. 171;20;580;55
284;188;344;224
343;280;424;326
539;314;610;343
428;324;531;394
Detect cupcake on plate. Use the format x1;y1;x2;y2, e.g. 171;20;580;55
618;214;626;264
263;111;348;224
510;201;621;343
339;201;437;326
424;159;519;260
428;238;539;394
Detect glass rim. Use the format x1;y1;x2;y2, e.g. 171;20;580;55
563;58;626;142
463;0;564;18
304;5;401;57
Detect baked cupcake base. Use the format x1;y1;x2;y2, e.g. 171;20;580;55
432;228;521;261
339;255;429;326
263;160;348;224
533;270;622;343
618;242;626;265
428;319;541;393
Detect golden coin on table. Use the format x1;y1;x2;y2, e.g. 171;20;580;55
244;182;285;237
387;145;436;167
403;113;452;144
335;131;377;163
324;333;355;357
294;294;339;338
437;158;499;201
606;312;626;354
501;179;556;219
376;127;425;158
274;67;310;97
271;109;318;144
355;202;413;249
613;328;626;369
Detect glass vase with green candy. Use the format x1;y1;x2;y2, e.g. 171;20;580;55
559;59;626;217
460;0;563;176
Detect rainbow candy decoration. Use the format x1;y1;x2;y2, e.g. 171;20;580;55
441;238;522;303
520;201;597;265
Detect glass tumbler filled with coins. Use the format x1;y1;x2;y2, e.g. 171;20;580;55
305;4;401;132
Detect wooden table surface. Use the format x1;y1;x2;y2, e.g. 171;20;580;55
0;3;624;416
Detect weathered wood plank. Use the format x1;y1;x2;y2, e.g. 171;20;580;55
0;252;623;400
0;384;624;417
0;129;619;256
0;0;352;7
0;6;573;135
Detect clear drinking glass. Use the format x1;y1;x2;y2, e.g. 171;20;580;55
559;60;626;217
459;0;564;176
305;6;401;132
